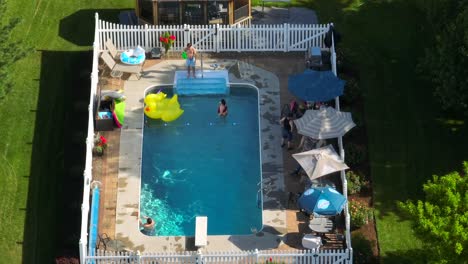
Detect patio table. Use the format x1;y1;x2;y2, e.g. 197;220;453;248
308;217;334;233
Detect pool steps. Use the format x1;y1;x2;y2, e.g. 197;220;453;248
176;78;228;95
174;70;229;95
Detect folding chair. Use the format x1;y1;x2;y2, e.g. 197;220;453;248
105;39;121;60
101;51;142;80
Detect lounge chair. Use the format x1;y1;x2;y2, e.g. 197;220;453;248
106;39;121;60
101;51;142;80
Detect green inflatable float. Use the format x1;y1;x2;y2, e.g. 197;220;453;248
112;99;126;128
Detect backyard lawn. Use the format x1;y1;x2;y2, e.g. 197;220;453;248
1;0;467;263
0;1;133;263
303;0;468;262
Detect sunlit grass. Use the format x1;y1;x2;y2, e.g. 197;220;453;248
0;1;133;263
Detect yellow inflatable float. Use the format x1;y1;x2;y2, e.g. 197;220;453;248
144;92;184;122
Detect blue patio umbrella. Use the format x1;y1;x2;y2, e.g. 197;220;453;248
288;70;345;102
298;187;347;216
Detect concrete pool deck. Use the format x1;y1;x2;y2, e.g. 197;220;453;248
115;59;289;252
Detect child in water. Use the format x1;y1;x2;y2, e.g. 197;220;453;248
218;99;228;117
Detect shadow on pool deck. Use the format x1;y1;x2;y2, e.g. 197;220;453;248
94;52;346;251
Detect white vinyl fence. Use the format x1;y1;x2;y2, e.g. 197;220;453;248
96;14;330;52
80;12;352;264
85;249;352;264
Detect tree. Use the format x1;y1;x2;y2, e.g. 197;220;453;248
398;162;468;264
0;0;27;98
418;0;468;116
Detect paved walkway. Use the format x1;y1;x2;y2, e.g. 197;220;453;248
114;59;288;252
97;53;345;252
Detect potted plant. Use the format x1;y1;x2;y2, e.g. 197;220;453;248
93;133;108;157
159;32;176;56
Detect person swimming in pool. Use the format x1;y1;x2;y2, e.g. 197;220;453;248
184;43;197;78
139;215;155;235
218;99;228;117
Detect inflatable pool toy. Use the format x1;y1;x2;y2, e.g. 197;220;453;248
181;51;188;59
113;100;126;127
120;46;146;65
144;92;184;122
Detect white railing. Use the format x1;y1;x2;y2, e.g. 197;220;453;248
80;13;352;263
234;5;250;22
233;16;252;27
328;23;352;251
96;15;329;52
85;249;352;263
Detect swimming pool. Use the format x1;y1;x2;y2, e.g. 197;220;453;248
140;85;263;236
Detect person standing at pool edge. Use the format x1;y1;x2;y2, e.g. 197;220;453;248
184;43;197;78
218;99;228;117
280;113;294;150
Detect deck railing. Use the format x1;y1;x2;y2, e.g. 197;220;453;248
79;13;352;264
84;249;352;263
234;5;250;22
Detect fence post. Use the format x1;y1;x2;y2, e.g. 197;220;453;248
284;23;289;52
144;24;149;51
254;249;259;262
184;24;190;46
237;24;241;52
137;250;141;264
196;249;203;264
79;239;85;264
216;24;220;53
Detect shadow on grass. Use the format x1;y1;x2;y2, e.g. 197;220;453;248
293;0;468;261
380;248;428;264
22;50;92;263
59;9;131;46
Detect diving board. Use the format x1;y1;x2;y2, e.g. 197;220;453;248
195;216;208;247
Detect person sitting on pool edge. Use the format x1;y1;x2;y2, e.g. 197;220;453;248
139;215;155;235
218;99;228;117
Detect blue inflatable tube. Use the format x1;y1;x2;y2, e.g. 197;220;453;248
88;184;101;259
120;51;145;65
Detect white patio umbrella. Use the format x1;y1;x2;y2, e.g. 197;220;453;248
293;107;355;139
292;145;349;180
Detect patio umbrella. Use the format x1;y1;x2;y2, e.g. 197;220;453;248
288;70;345;102
293;107;355;139
292;145;349;180
298;187;347;216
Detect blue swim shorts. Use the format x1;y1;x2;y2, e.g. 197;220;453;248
186;58;196;67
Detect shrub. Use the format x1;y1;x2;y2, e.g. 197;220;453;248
342;77;362;104
346;171;368;195
345;143;367;167
349;200;373;229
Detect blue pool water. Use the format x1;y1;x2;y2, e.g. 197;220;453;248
140;86;262;236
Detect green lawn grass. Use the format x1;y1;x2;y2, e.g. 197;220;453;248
259;0;468;262
0;1;133;263
303;0;468;262
2;0;467;263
